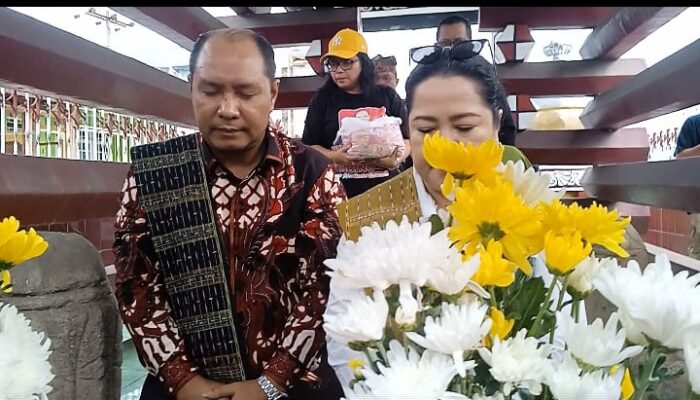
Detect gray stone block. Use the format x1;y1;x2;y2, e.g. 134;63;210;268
4;232;122;400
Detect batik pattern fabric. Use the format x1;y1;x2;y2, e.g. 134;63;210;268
114;127;345;395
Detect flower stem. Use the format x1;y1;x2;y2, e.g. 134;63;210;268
531;276;558;337
375;340;389;366
550;274;571;343
571;300;580;323
362;347;380;374
489;286;498;308
632;346;664;400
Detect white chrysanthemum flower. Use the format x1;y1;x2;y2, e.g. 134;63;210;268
498;160;562;206
593;254;700;349
406;301;487;377
567;256;616;297
326;218;457;324
557;311;643;368
324;289;388;344
326;218;447;290
546;352;623;400
352;340;468;400
428;250;480;296
685;331;700;394
617;308;648;346
478;329;551;396
472;393;506;400
0;302;53;400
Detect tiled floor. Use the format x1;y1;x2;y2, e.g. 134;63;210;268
120;327;146;400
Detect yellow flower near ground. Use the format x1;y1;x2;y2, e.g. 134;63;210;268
422;134;502;196
543;230;592;276
487;307;514;347
473;240;517;287
1;270;11;294
348;358;364;372
539;200;630;259
0;217;49;268
610;365;635;400
448;180;542;275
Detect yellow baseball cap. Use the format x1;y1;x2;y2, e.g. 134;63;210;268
321;29;368;62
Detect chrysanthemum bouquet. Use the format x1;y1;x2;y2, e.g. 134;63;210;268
323;135;700;399
0;216;53;400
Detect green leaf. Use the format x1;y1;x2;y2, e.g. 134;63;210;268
504;277;549;333
428;214;445;235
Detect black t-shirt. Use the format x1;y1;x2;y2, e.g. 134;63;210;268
675;114;700;156
301;84;409;198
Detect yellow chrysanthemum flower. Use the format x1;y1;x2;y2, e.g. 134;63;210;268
0;223;49;268
348;358;364;372
1;270;11;294
539;200;630;259
422;134;502;196
0;216;20;249
543;230;592;276
473;240;517;287
610;365;634;400
448;180;542;275
486;307;514;347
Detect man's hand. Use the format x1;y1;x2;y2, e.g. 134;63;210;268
202;379;267;400
176;375;225;400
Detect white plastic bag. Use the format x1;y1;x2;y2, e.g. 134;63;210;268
333;109;405;160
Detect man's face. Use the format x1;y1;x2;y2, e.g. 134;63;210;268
190;35;279;156
437;23;470;48
375;71;398;89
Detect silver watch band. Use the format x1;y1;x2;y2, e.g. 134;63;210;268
256;375;287;400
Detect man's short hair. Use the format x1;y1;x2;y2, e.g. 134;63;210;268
372;54;397;77
189;28;276;81
436;15;473;41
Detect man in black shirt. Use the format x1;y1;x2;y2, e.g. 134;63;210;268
436;15;517;146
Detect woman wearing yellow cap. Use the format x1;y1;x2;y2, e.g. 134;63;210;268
302;28;410;198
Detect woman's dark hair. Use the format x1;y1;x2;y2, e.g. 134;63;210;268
189;28;276;81
405;57;502;127
320;52;378;98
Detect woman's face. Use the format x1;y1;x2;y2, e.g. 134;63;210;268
328;56;362;93
409;75;501;204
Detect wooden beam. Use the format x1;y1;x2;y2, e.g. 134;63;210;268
580;38;700;129
581;157;700;213
516;128;649;165
219;8;358;46
479;7;616;32
111;7;226;51
276;76;325;109
230;7;270;16
363;10;478;32
0;7;195;126
0;154;129;225
580;7;687;60
497;58;646;96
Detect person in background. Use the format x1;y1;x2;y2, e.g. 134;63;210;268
372;54;415;171
675;114;700;260
114;28;345;400
436;15;517;146
372;54;400;90
302;29;410;198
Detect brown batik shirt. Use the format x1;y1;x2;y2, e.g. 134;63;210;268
113;126;346;395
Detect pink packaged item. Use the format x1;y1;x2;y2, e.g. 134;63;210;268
333;107;405;160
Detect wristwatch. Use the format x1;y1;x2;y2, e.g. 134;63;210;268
256;375;288;400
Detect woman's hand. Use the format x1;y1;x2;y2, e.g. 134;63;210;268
370;147;401;170
330;144;361;166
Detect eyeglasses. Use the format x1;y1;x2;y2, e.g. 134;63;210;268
409;39;490;65
324;58;358;73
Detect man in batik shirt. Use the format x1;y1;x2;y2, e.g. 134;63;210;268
114;28;345;400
